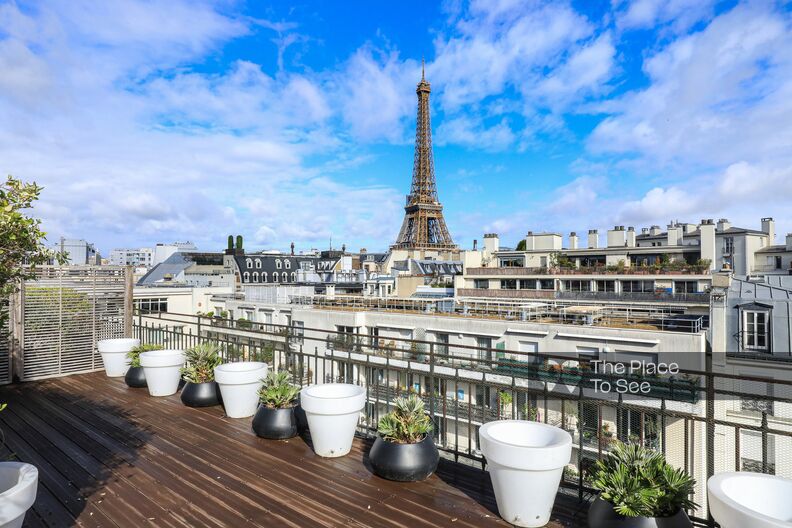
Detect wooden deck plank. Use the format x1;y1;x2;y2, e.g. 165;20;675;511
0;372;586;528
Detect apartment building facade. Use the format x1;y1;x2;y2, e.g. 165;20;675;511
458;217;788;303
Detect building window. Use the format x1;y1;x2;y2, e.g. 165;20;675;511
518;279;536;289
435;333;449;355
674;281;698;294
243;272;250;282
262;272;268;282
501;279;517;290
292;321;304;344
499;257;524;267
723;237;734;255
272;272;279;282
285;260;291;269
622;280;654;293
563;280;591;292
245;258;253;268
596;280;615;292
252;272;259;283
539;279;554;290
134;297;168;314
473;279;489;289
740;430;776;474
743;310;769;351
255;259;262;268
276;259;282;269
291;271;296;282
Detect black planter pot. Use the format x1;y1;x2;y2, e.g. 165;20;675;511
588;497;692;528
368;434;439;482
252;405;298;439
180;381;220;407
294;401;308;434
125;366;147;388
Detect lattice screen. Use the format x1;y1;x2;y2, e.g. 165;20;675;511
0;301;10;385
19;266;128;381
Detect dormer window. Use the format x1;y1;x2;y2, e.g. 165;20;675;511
262;272;268;282
276;259;282;269
291;272;296;282
252;272;259;282
243;271;250;282
742;309;770;352
272;272;279;282
285;260;291;269
245;258;253;268
255;260;262;269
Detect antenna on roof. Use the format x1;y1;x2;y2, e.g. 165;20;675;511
421;56;425;81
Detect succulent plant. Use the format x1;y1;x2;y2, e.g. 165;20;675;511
180;342;223;383
377;394;433;444
591;442;697;517
258;371;300;408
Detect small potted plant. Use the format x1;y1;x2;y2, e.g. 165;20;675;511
180;343;223;407
588;442;696;528
125;344;163;388
252;371;300;439
368;394;439;482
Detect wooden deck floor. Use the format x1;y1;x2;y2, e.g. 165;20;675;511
0;372;589;527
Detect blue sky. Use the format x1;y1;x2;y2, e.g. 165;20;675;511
2;0;792;254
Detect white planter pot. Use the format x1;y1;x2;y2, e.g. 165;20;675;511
300;384;366;458
214;362;268;418
708;472;792;528
97;338;140;377
0;462;38;528
139;350;185;397
480;420;572;528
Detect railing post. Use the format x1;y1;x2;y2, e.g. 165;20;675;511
123;265;134;338
429;342;436;433
705;349;715;527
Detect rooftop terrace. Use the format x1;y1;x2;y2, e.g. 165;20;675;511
0;372;586;528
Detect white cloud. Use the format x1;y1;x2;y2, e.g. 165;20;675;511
615;0;716;33
429;0;617;149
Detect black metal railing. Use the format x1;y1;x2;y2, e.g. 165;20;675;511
134;311;792;527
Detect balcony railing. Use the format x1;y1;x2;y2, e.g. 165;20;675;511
466;266;711;276
132;312;792;525
459;288;710;305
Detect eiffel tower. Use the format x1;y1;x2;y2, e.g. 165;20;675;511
392;60;457;251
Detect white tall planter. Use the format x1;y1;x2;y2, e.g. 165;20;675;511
0;462;38;528
97;338;140;377
214;362;268;418
480;420;572;528
139;350;185;397
300;384;365;458
708;472;792;528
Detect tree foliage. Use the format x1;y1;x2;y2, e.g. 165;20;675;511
0;176;63;304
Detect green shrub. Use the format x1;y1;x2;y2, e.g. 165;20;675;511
591;442;696;517
181;343;223;383
258;371;299;408
377;394;433;444
126;343;164;368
